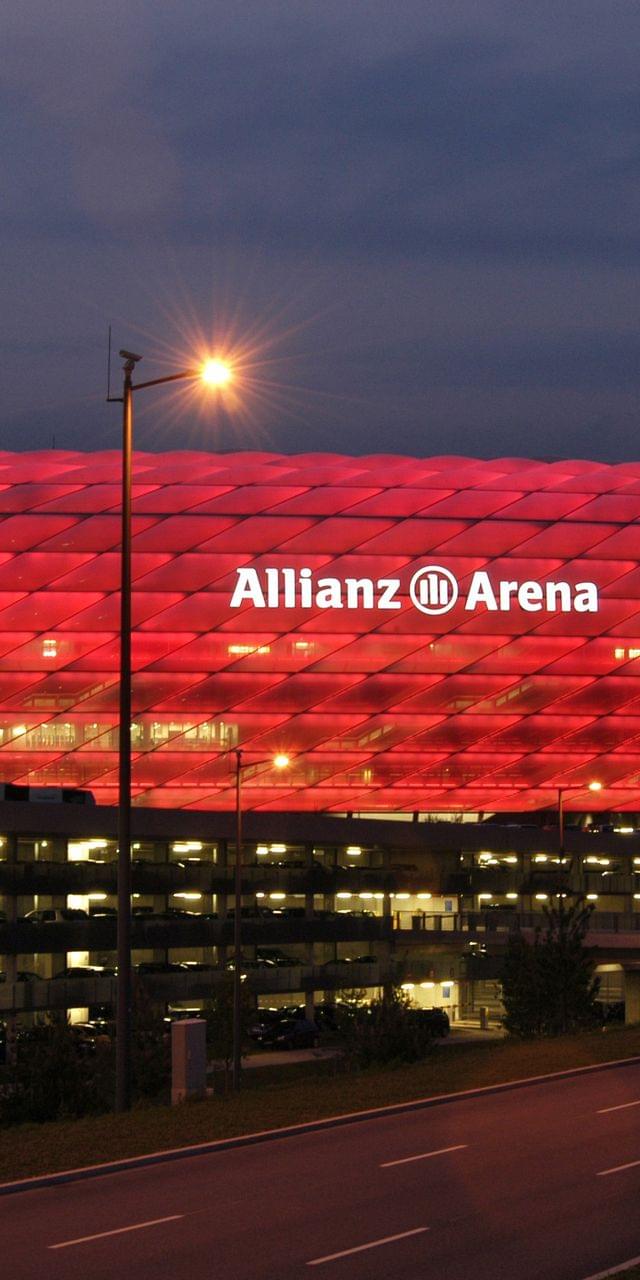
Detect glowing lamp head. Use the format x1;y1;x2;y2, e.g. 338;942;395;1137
272;753;290;770
201;358;231;387
588;781;603;792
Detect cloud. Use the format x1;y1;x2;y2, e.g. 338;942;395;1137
1;0;639;457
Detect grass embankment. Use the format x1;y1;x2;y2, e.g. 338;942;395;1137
607;1270;640;1279
1;1025;639;1184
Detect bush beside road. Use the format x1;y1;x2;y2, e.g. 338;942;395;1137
1;1024;639;1184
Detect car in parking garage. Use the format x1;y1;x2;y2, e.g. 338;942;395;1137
23;907;89;924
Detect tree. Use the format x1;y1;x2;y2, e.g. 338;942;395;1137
502;899;600;1038
204;974;254;1092
337;986;436;1069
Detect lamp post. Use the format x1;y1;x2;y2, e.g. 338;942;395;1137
557;780;602;898
232;750;290;1091
109;348;231;1113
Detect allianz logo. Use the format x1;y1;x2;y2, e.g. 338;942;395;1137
230;564;599;615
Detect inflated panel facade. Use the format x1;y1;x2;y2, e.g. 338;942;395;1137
1;450;640;812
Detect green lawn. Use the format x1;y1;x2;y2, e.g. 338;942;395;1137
0;1025;638;1184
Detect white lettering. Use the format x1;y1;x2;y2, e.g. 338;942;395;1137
545;581;571;612
282;567;296;608
377;578;402;610
465;572;498;612
299;567;313;609
229;566;599;616
345;578;374;609
498;581;519;610
264;567;278;607
574;582;599;613
231;568;266;609
518;581;543;612
316;578;343;609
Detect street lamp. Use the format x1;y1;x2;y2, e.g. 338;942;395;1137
109;348;232;1113
232;750;290;1091
556;781;602;907
557;781;602;857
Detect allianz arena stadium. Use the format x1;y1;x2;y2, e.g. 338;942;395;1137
1;449;640;814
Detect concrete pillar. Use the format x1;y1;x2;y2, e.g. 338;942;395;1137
624;970;640;1024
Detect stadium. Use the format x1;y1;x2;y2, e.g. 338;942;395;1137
2;450;640;1028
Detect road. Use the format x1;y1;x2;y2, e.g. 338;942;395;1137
4;1062;640;1280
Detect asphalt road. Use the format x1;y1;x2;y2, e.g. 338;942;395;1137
4;1062;640;1280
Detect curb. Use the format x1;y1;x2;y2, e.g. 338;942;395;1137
2;1052;640;1197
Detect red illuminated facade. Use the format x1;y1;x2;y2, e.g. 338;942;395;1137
2;450;640;812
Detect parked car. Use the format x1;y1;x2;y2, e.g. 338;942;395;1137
134;961;186;975
225;954;276;971
255;948;302;967
23;907;88;924
409;1007;450;1037
55;964;115;979
0;969;41;983
69;1021;112;1053
252;1015;318;1050
247;1008;289;1041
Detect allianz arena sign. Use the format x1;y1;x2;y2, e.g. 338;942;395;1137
230;565;599;616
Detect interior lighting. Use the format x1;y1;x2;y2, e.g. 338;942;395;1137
506;893;519;900
586;894;599;901
172;842;203;853
588;781;603;792
395;893;410;900
401;983;415;991
88;892;107;901
269;893;286;901
227;644;271;656
270;844;286;853
336;892;352;899
359;892;373;900
272;754;290;770
174;892;202;900
346;846;362;856
256;845;269;856
534;855;548;863
420;981;435;990
634;894;640;900
615;826;635;834
201;357;232;387
417;893;432;900
535;893;549;900
478;892;492;900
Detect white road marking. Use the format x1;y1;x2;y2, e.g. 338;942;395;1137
597;1099;640;1114
48;1214;184;1250
307;1227;428;1266
579;1253;640;1279
381;1143;468;1168
597;1158;640;1177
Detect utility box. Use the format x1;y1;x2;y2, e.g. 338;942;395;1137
171;1018;207;1105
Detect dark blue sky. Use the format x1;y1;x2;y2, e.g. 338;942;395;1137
2;0;639;460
